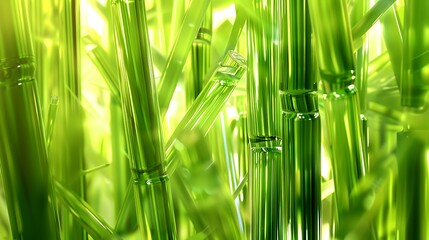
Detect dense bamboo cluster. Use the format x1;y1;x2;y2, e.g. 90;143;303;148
0;0;428;239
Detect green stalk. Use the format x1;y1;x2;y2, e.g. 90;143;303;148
110;100;137;234
30;0;63;116
0;185;10;238
351;0;369;114
396;1;429;238
165;55;246;232
247;0;283;238
180;4;212;236
117;51;247;236
186;4;212;107
222;2;247;56
400;0;429;109
0;1;60;238
154;0;168;53
280;1;321;239
165;51;247;174
351;0;370;188
112;0;176;238
380;5;402;86
351;0;396;49
52;0;86;238
308;0;367;230
157;0;211;117
84;33;137;234
55;181;122;240
46;96;59;151
234;94;250;223
209;111;244;230
84;39;121;103
397;129;429;240
168;0;186;52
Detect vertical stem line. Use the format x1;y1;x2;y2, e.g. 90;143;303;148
53;0;86;239
280;1;321;239
112;0;176;238
247;0;283;238
156;0;210;118
308;0;367;232
0;1;60;238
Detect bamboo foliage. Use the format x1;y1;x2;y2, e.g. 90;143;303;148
0;0;428;239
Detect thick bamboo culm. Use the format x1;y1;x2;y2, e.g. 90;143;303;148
0;0;428;239
0;1;60;239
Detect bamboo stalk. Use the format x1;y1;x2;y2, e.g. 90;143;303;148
280;0;321;239
53;0;86;238
351;0;396;49
400;0;429;109
247;0;284;238
110;100;137;234
157;0;211;117
116;51;247;238
186;4;212;107
83;2;138;232
208;110;245;231
396;0;429;239
397;129;429;240
380;5;403;86
112;0;176;238
0;1;60;238
234;94;250;225
165;51;247;174
308;0;367;233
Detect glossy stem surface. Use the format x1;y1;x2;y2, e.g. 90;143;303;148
351;0;369;113
351;0;396;47
165;51;247;174
53;0;86;239
283;109;320;240
247;0;283;238
0;1;59;239
308;0;366;227
380;6;403;87
187;4;212;106
249;140;282;239
401;0;429;108
116;52;247;235
281;1;321;239
157;0;211;117
397;130;429;240
110;100;136;234
112;0;176;238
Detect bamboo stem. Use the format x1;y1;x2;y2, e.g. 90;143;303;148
112;0;176;238
0;1;60;238
308;0;367;232
281;1;321;239
157;0;211;118
247;0;284;238
55;0;86;238
165;51;247;174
